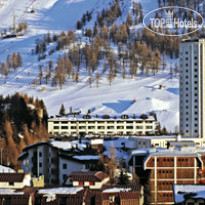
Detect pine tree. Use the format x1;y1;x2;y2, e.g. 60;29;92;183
107;142;119;185
96;71;100;87
59;104;66;116
12;52;17;70
17;52;22;67
22;124;33;145
132;167;140;185
38;65;43;85
118;169;130;185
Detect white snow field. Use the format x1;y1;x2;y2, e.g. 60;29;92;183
0;0;179;132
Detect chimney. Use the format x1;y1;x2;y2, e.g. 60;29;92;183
176;133;181;141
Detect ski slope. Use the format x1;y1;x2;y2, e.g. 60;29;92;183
0;0;179;132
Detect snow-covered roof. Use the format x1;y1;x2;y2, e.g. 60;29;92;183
90;139;104;145
72;155;100;160
50;140;86;151
48;114;155;121
0;189;24;195
130;135;176;140
0;165;15;173
103;187;131;193
38;187;84;202
174;185;205;203
38;187;83;195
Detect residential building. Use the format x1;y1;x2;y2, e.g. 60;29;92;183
179;38;205;138
128;141;205;204
35;185;144;205
129;135;205;149
48;114;157;136
0;187;37;205
18;140;100;185
65;171;110;189
86;186;144;205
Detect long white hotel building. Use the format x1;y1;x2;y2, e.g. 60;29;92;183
48;114;157;135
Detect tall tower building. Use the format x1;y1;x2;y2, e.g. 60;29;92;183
179;38;205;138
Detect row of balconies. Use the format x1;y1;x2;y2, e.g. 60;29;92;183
52;121;154;125
52;126;154;130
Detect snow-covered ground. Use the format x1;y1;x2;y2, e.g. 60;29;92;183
0;0;179;132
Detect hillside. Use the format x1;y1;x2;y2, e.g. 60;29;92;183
0;0;181;132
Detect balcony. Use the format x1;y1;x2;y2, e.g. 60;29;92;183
51;168;58;174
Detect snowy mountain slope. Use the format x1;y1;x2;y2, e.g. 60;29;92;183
0;0;179;132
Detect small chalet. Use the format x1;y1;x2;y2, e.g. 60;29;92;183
0;173;31;189
65;171;110;189
86;185;144;205
35;187;86;204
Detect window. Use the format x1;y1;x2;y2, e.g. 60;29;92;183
63;164;67;169
39;152;42;157
61;126;68;129
79;181;83;186
9;182;14;186
54;126;59;129
89;181;94;185
39;163;42;167
60;197;67;205
61;121;68;124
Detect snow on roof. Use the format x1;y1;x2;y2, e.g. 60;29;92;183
38;187;83;195
0;165;15;173
38;187;83;202
50;140;86;151
130;135;176;140
90;139;104;145
103;188;131;193
72;155;100;160
48;114;155;121
0;189;24;195
27;104;35;110
174;185;205;203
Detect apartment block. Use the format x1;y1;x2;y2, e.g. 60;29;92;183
48;114;157;136
179;38;205;138
129;141;205;204
18;141;100;185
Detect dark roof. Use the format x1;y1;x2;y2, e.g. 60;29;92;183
68;171;108;182
23;142;48;152
59;154;99;163
0;173;27;182
18;153;28;161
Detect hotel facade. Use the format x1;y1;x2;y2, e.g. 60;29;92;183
48;114;157;136
179;39;205;138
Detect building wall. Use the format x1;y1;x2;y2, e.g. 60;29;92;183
72;177;109;189
179;39;205;138
48;118;156;135
59;158;86;185
145;156;198;204
132;155;201;204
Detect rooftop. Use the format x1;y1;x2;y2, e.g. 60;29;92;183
68;171;108;182
174;185;205;203
0;173;27;183
48;114;155;121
